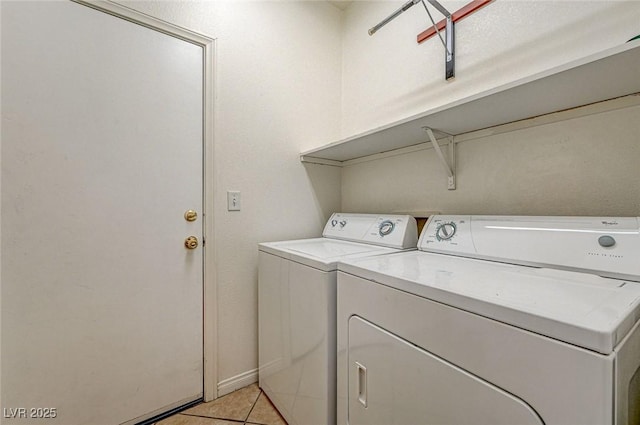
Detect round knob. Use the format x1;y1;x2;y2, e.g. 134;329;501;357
436;222;456;241
379;220;395;236
598;235;616;248
184;210;198;222
339;220;347;228
331;220;338;227
184;236;199;249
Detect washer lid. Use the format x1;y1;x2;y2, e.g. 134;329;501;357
338;251;640;354
259;238;402;271
287;239;382;257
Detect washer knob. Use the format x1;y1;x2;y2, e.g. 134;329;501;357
379;220;395;236
339;220;347;228
436;222;457;241
331;220;338;227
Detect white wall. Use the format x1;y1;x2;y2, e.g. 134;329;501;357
340;1;640;216
115;1;343;393
341;0;640;136
342;103;640;215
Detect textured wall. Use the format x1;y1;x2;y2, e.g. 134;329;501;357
341;0;640;136
339;1;640;217
342;103;640;216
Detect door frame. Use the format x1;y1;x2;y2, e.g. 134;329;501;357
72;0;218;401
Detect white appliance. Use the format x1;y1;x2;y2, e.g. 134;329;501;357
337;215;640;425
259;213;418;425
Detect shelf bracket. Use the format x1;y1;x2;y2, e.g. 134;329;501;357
421;1;454;80
417;1;492;45
423;127;455;190
368;0;454;80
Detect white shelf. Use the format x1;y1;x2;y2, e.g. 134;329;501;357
301;41;640;165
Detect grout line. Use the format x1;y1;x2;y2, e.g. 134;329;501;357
180;412;245;423
242;389;262;424
244;388;288;425
161;385;276;425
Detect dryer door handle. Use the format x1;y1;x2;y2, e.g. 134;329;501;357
356;361;368;407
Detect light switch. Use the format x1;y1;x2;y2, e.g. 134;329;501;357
227;191;241;211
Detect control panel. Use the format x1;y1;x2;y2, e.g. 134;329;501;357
419;215;640;281
419;216;475;252
323;213;418;249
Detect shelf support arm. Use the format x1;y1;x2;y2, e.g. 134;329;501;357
422;0;454;79
423;127;456;190
368;0;454;80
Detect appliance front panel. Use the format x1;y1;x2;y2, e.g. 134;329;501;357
336;272;614;425
347;316;543;425
258;252;336;425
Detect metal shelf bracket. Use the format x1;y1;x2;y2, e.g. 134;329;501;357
423;127;456;190
369;0;455;80
422;0;454;80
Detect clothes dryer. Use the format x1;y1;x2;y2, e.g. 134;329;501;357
337;215;640;425
259;213;418;425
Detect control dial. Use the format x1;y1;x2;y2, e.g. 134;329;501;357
435;222;457;241
379;220;395;237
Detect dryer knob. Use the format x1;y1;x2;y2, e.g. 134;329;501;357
436;222;457;241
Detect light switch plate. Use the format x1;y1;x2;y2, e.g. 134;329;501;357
227;191;241;211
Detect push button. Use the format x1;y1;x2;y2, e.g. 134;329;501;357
598;235;616;248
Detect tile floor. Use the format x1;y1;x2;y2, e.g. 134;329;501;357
156;384;287;425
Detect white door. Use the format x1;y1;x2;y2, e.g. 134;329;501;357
1;2;204;424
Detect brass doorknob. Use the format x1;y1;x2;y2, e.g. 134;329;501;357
184;236;199;249
184;210;198;222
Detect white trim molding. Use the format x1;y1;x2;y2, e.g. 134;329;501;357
217;369;259;398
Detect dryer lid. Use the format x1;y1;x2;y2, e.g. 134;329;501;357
338;250;640;354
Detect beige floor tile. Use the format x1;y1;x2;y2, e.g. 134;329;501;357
182;384;261;421
246;392;287;425
155;413;238;425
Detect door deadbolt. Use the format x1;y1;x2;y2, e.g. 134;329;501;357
184;236;199;249
184;210;198;222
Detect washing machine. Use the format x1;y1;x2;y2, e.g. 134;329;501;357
337;215;640;425
259;213;418;425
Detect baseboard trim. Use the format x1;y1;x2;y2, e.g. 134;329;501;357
217;368;258;397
